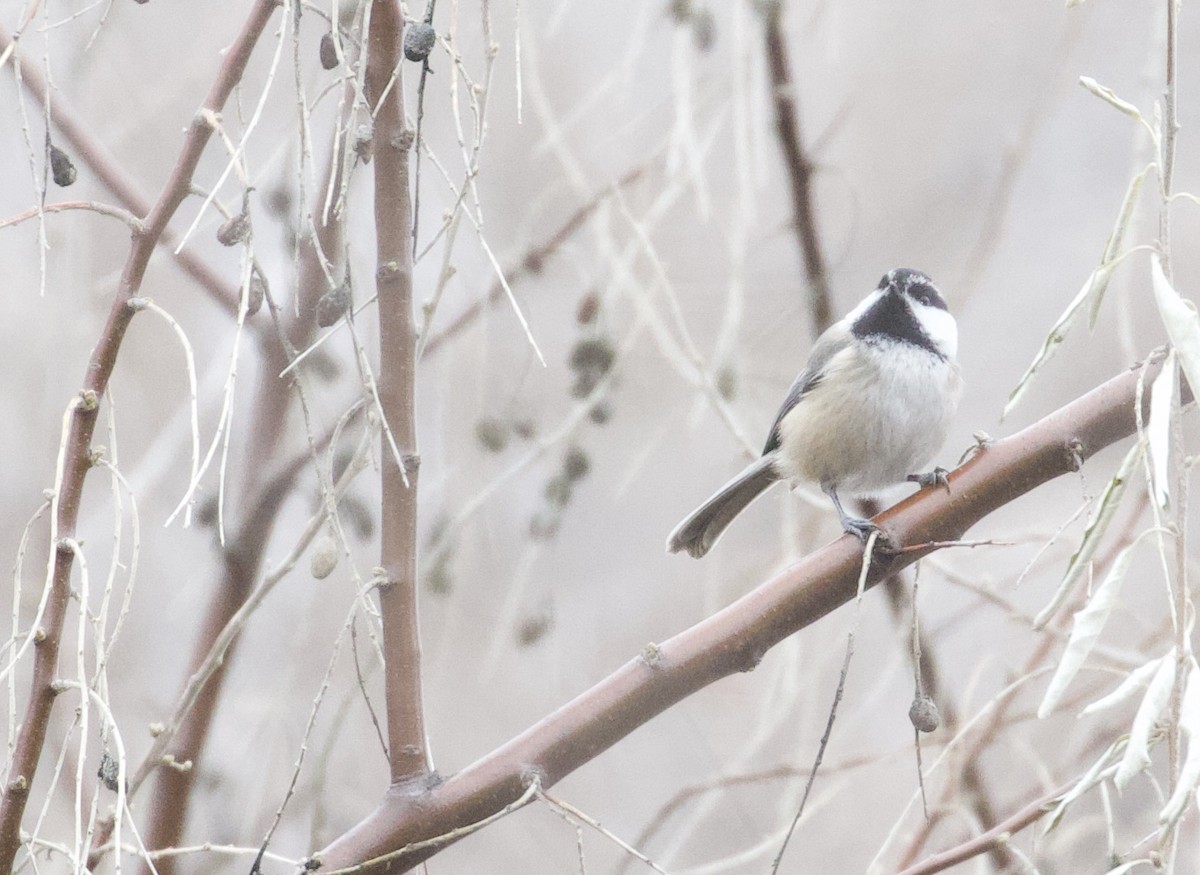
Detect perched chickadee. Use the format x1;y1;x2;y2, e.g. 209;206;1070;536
667;268;962;558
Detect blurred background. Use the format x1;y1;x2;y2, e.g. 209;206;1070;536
2;0;1199;871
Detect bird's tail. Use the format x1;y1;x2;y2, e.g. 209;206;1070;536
666;454;780;558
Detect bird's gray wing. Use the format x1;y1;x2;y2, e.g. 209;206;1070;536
761;324;851;455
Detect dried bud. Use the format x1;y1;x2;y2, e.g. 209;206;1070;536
909;695;941;733
512;418;536;440
404;22;436;62
319;32;338;70
246;269;267;316
216;210;251;246
315;282;352;327
50;145;77;187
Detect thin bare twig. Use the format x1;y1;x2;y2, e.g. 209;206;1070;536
0;4;282;871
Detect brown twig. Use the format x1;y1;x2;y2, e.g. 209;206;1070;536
418;160;652;359
762;0;832;334
895;782;1071;875
0;26;254;323
312;355;1170;871
0;3;282;872
366;0;430;785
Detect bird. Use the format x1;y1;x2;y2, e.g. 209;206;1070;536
667;268;962;559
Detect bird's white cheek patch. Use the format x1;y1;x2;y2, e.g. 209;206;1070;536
918;306;957;359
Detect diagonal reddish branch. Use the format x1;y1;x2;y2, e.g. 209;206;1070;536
0;26;249;323
367;0;430;784
0;2;281;872
312;356;1166;871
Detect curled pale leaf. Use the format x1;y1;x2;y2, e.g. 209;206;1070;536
1160;660;1200;827
1038;540;1138;718
1151;255;1200;401
1079;76;1150;127
1082;657;1163;716
1090;164;1154;326
1044;737;1124;833
1033;440;1142;629
1147;351;1176;509
1115;652;1176;790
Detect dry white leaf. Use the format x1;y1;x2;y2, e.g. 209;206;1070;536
1147;350;1176;508
1115;653;1176;790
1038;540;1138;718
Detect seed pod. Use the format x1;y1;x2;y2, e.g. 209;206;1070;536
404;22;436;62
319;32;338;70
908;695;941;733
475;417;509;453
716;364;737;401
353;123;374;164
563;446;590;482
576;291;600;325
588;401;613;425
544;474;572;508
517;614;551;647
569;336;616;377
315;282;352;327
97;751;120;791
310;534;339;580
50;145;77;187
692;7;716;52
216;210;251;246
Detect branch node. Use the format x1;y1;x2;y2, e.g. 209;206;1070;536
376;260;405;283
5;776;27;795
161;754;193;772
126;295;150;312
32;627;46;644
1065;438;1086;471
49;679;69;695
78;388;99;411
640;642;664;669
402;452;420;475
300;855;323;871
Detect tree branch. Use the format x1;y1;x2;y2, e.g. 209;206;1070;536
763;0;832;334
312;356;1167;871
367;0;430;785
0;3;282;872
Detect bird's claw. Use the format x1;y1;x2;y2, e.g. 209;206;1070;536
840;516;895;551
908;467;950;492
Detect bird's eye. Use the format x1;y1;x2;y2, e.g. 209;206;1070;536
909;283;945;309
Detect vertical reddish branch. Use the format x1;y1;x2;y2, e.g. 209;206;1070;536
763;1;832;334
0;3;280;871
366;0;429;784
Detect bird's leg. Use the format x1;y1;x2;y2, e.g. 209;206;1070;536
822;484;880;542
907;467;951;492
